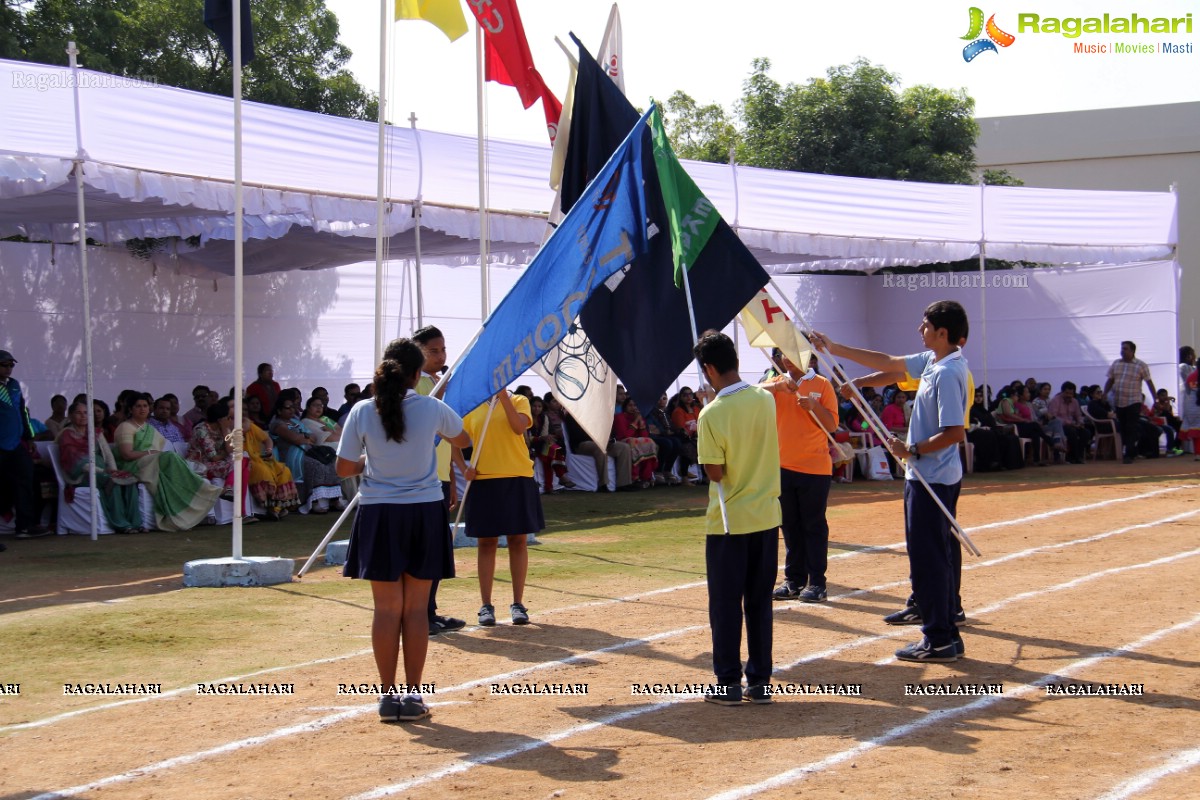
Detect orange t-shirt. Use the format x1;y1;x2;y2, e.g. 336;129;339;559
768;374;838;475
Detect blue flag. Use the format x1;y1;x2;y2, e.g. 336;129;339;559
204;0;256;63
442;108;653;418
563;37;769;409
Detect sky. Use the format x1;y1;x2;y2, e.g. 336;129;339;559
323;0;1199;145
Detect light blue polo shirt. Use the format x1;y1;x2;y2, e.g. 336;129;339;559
337;393;464;505
903;350;968;486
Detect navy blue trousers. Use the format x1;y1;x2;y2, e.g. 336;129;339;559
904;480;961;648
779;469;831;588
429;480;453;621
706;528;778;686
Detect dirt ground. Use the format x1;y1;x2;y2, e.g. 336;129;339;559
2;460;1198;800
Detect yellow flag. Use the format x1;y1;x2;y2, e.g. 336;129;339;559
738;288;813;371
395;0;468;42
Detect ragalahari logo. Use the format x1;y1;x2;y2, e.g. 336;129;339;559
962;8;1016;61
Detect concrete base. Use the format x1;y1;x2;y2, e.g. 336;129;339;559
325;539;350;566
452;524;540;549
183;556;295;587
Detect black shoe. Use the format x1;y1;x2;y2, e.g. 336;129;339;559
798;585;827;603
771;581;801;601
895;638;959;663
14;525;51;540
0;540;6;552
953;634;965;658
703;684;743;706
743;684;772;704
429;614;466;636
1122;456;1134;464
884;606;923;625
954;609;967;624
595;485;610;493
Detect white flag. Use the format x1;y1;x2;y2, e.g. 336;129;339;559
738;287;814;371
597;3;624;93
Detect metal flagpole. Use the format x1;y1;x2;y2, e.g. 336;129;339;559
453;397;497;527
297;493;360;578
476;24;491;320
410;112;425;328
230;0;246;557
373;0;389;364
679;261;731;534
765;278;980;556
978;178;989;403
67;41;98;540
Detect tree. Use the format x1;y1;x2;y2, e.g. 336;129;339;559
669;58;981;185
0;0;33;59
15;0;376;120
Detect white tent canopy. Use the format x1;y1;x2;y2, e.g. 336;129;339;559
0;59;1178;275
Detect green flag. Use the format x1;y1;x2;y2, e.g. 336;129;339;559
649;106;721;288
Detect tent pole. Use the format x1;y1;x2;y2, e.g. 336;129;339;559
67;41;98;541
410;111;425;328
230;0;246;558
373;0;389;363
978;178;989;405
476;23;490;320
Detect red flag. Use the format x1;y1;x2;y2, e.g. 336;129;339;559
468;0;561;142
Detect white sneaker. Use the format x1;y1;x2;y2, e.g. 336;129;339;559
313;498;329;513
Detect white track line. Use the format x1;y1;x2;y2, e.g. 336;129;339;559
706;612;1200;800
8;483;1187;734
1093;746;1200;800
21;511;1199;800
348;546;1200;799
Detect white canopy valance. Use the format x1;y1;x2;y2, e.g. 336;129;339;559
0;59;1178;274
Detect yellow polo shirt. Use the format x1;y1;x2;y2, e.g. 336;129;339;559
463;393;534;479
416;374;452;481
697;383;781;535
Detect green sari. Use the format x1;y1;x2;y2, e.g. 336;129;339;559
115;422;221;532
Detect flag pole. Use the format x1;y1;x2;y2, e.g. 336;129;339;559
410;111;425;328
296;493;360;578
230;0;246;557
452;397;497;528
476;23;491;320
66;41;98;541
680;260;731;534
373;0;389;363
765;279;979;556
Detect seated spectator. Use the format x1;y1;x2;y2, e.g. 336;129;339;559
244;393;269;429
114;393;221;530
1047;382;1093;464
968;387;1023;471
1032;382;1067;453
56;400;142;534
562;408;633;492
996;384;1056;465
300;397;341;445
670;387;703;483
243;403;298;520
269;395;342;514
1140;396;1180;456
89;399;113;443
646;392;682;485
159;393;192;440
881;390;908;432
149;396;187;444
1087;386;1115;422
246;364;281;415
105;389;139;442
186;399;246;498
183;385;210;431
528;396;575;492
614;397;659;489
614;384;629;414
1154;389;1181;432
44;394;68;438
336;383;361;423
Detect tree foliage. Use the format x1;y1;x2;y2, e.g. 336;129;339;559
10;0;376;120
666;58;981;185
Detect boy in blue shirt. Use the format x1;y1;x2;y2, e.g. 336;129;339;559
810;301;969;663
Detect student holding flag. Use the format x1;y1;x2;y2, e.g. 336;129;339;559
694;330;782;705
809;301;970;663
463;390;545;627
761;353;839;603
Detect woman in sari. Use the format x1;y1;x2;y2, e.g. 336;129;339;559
186;399;251;500
528;396;575;492
244;409;298;520
270;395;342;514
114;394;221;531
614;397;659;489
57;400;142;534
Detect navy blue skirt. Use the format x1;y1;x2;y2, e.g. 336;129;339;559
343;500;455;582
464;476;545;538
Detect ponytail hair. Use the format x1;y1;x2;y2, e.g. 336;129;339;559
375;338;426;442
